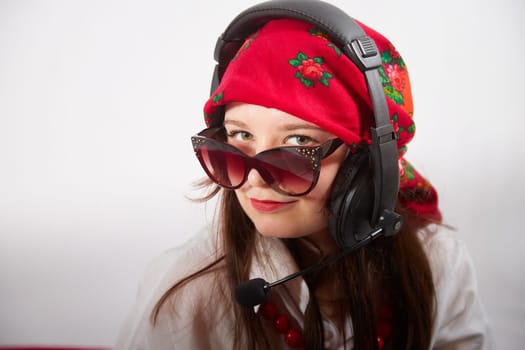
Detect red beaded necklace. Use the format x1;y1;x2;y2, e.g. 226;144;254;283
259;300;392;350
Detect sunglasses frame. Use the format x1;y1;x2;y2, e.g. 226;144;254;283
191;127;344;196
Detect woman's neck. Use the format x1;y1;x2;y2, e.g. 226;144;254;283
295;229;339;267
292;230;347;328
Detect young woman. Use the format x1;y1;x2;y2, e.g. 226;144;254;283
116;2;491;349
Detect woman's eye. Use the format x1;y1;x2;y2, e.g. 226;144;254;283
286;135;315;146
227;130;253;142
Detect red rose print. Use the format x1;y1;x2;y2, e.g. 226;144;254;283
385;64;405;92
289;52;333;88
298;59;324;80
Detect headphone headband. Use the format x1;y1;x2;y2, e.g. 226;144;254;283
214;0;382;87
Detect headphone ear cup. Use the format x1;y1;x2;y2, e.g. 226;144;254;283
328;150;374;249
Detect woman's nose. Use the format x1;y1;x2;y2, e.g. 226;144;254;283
246;168;269;189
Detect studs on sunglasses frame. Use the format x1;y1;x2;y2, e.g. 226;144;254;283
297;148;319;168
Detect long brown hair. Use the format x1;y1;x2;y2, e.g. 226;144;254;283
151;184;436;349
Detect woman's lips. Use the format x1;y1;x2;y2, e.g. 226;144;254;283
249;198;295;212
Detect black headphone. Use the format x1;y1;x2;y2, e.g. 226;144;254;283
210;0;402;249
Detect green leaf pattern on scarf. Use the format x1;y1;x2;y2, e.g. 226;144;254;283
309;27;342;56
379;48;407;106
212;91;224;104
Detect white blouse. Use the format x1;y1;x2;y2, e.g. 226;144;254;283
115;226;493;349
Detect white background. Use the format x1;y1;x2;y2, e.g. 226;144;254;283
1;0;523;348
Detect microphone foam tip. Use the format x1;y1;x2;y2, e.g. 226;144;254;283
234;278;269;308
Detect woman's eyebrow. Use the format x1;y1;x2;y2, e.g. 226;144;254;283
282;123;322;132
224;119;326;134
223;119;248;128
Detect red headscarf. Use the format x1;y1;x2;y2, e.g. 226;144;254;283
203;19;441;223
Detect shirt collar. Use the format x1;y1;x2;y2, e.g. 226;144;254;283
249;234;311;313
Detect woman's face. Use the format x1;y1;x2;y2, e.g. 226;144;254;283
224;102;348;241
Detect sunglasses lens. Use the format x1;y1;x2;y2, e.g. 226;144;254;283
199;141;246;188
258;149;314;195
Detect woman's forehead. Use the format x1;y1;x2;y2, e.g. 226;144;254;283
225;102;319;127
224;102;335;136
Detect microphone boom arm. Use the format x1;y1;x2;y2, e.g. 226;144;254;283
265;227;383;291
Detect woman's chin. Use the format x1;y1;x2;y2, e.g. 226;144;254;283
254;222;300;239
